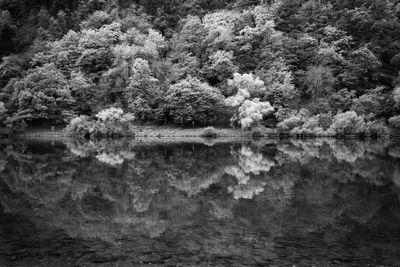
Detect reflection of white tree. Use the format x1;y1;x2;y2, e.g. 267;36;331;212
96;152;124;165
392;166;400;189
238;146;275;174
225;166;249;184
225;145;275;200
209;201;233;219
325;139;365;163
389;145;400;159
67;139;135;166
276;140;323;165
167;169;225;197
228;179;267;199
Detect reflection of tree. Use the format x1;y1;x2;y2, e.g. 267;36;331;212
225;145;275;199
164;145;233;196
275;139;399;187
389;144;400;159
66;139;136;165
0;139;400;265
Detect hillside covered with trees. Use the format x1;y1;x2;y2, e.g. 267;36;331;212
1;0;400;135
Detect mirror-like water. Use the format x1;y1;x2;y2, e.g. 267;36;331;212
1;138;400;266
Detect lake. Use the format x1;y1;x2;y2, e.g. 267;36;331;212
0;138;400;266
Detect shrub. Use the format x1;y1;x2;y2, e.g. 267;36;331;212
277;115;304;132
275;108;296;123
238;99;274;129
166;76;227;125
329;111;366;136
95;107;124;122
65;115;94;137
276;109;311;133
389;116;400;128
318;113;333;130
66;108;136;138
251;126;270;138
365;120;391;137
201;127;218;138
291;115;326;136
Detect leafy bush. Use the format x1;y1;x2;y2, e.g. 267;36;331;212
276;109;311;133
275;108;296;123
277;109;334;137
329;111;366;136
251;126;271;138
9;63;75;125
200;127;218;138
365;120;391;137
95;107;124;122
291;115;328;137
318;113;333;130
238;99;274;129
277;116;304;133
202;50;238;84
66;108;135;138
166;76;227;125
351;87;386;119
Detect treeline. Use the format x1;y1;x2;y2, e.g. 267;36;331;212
1;0;400;133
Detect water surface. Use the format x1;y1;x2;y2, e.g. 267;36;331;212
1;138;400;266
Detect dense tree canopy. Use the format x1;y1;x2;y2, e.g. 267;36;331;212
1;0;400;131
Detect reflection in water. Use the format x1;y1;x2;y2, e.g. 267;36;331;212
0;138;400;265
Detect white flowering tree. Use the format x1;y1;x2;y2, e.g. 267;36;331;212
238;99;274;129
225;72;273;129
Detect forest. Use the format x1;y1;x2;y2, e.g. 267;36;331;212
1;0;400;136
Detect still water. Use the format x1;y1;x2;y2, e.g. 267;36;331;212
0;138;400;266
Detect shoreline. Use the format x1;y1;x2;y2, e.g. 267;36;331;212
16;126;279;139
11;125;399;141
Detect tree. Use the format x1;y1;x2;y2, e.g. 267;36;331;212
328;88;355;112
389;115;400;128
258;59;299;108
329;111;366;135
340;47;381;91
0;54;28;88
202;10;240;54
80;10;114;29
171;52;201;81
227;73;266;99
77;47;114;74
303;65;336;101
37;7;51;29
8;64;75;125
169;15;205;60
166;76;227;125
125;58;163;121
69;71;98;114
238;99;274;129
351;87;387;119
225;72;272;127
393;87;400;109
32;30;82;76
48;11;69;40
0;101;6;124
202;50;238;85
